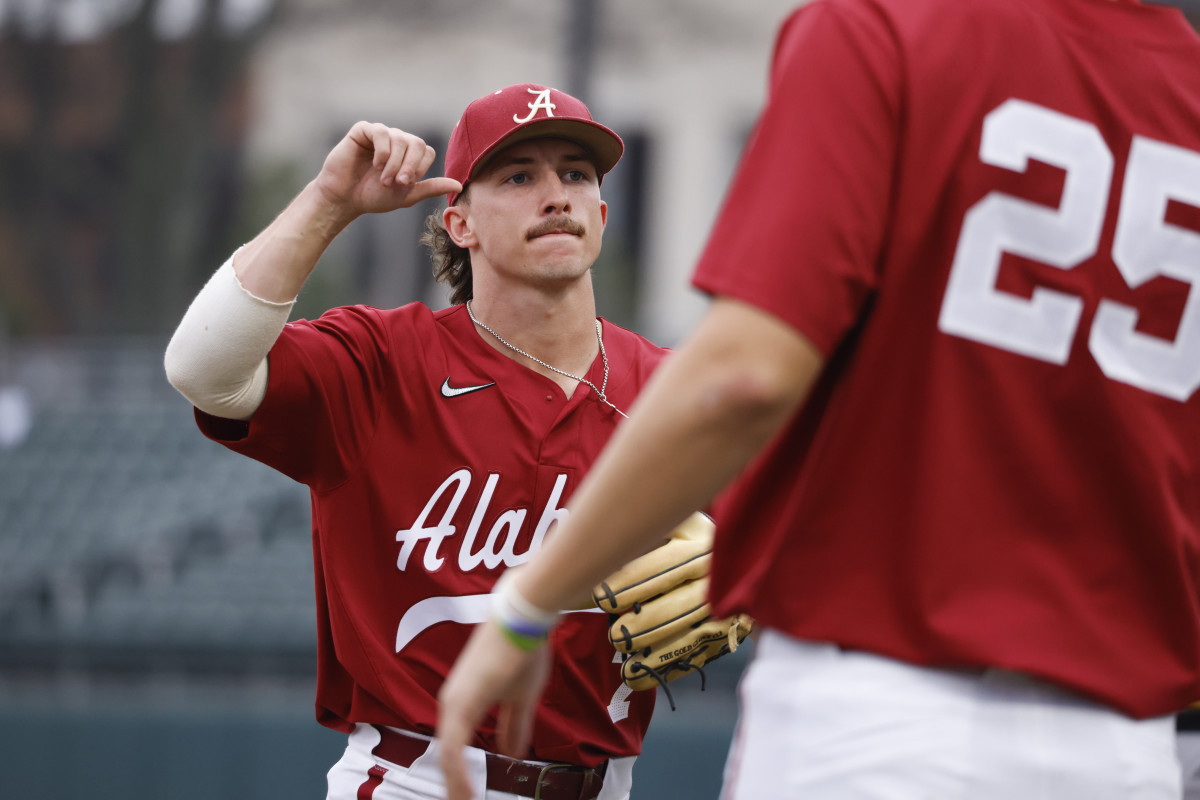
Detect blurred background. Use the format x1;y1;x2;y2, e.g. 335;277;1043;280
1;1;1199;798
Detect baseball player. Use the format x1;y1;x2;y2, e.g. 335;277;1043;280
164;84;669;800
438;1;1200;798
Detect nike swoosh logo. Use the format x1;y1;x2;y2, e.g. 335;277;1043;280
440;378;496;398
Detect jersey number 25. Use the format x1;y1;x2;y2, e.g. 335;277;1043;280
939;98;1200;402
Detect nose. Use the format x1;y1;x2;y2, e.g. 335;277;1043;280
541;173;571;215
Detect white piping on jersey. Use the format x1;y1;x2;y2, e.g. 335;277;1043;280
394;593;603;653
440;378;496;398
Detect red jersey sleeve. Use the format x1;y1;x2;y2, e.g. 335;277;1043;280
197;304;400;490
692;0;902;355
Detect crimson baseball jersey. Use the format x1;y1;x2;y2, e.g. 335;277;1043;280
693;0;1200;719
196;302;666;766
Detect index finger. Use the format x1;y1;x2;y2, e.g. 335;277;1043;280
345;121;396;173
437;619;547;799
394;140;436;186
437;708;478;800
378;129;424;186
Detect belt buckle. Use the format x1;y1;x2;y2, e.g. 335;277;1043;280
533;762;576;800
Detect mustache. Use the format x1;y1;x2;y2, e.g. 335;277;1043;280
526;217;586;240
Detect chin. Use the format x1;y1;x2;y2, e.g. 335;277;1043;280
530;247;593;270
532;261;594;286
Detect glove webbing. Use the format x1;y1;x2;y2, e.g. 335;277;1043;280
626;653;708;711
617;618;746;711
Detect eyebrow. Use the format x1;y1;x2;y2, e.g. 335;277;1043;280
485;150;595;173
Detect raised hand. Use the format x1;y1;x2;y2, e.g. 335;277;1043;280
229;122;463;302
313;121;463;217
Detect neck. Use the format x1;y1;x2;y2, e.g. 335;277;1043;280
466;286;601;395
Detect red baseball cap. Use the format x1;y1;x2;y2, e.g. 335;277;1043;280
444;83;624;205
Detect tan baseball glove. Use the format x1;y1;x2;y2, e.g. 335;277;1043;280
592;511;754;707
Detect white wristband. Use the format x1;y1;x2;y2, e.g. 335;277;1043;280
491;570;559;640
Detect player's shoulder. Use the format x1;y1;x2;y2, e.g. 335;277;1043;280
430;302;466;325
294;300;434;324
285;301;443;353
599;317;671;365
816;0;1178;40
788;0;1006;33
378;301;462;346
787;0;952;23
826;0;999;17
771;0;945;67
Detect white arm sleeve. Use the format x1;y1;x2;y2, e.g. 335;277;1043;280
164;253;297;421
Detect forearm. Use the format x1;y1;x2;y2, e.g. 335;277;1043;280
164;182;354;419
233;180;357;302
514;298;824;613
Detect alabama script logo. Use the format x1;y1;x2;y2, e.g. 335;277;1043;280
394;468;568;573
391;467;627;722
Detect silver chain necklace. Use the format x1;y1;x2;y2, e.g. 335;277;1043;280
466;300;628;418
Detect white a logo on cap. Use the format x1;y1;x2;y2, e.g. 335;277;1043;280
513;88;557;123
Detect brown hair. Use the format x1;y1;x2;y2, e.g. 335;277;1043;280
421;195;473;304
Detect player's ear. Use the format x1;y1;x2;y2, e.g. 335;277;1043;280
444;205;476;248
599;200;607;232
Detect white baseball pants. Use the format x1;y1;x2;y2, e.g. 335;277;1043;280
722;630;1181;800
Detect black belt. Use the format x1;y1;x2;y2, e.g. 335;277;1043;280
1179;707;1200;732
371;726;607;800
